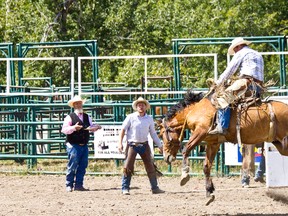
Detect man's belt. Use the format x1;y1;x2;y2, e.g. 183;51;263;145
128;141;148;147
78;143;86;146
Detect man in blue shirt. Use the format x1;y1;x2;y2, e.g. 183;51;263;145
118;97;165;195
209;37;264;135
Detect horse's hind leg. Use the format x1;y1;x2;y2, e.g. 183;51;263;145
272;137;288;156
204;143;220;197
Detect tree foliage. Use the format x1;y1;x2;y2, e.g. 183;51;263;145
0;0;287;88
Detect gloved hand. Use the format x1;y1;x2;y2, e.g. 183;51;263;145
206;78;216;88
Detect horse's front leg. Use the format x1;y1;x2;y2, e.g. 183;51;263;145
180;146;190;186
180;129;207;186
204;143;220;197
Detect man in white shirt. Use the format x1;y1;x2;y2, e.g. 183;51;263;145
118;97;164;195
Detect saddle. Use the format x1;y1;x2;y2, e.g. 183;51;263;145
207;79;270;143
210;78;265;110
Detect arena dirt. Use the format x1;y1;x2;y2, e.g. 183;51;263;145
0;174;287;216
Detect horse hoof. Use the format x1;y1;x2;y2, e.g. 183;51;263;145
205;195;215;206
180;174;190;186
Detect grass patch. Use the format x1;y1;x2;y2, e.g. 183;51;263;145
0;156;241;176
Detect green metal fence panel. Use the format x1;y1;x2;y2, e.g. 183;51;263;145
172;36;287;90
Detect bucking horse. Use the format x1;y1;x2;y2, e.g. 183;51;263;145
156;88;288;205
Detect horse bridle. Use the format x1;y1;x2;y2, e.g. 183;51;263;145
162;118;180;147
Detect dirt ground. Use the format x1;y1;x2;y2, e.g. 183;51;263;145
0;174;287;216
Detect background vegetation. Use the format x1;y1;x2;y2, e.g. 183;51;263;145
0;0;287;88
0;158;216;176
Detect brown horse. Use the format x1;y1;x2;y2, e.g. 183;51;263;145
157;89;288;202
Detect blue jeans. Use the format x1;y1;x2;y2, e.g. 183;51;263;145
66;144;89;188
255;155;266;178
218;107;231;129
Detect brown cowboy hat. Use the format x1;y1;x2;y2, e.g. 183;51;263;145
132;97;150;110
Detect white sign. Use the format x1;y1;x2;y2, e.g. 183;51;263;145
265;142;288;187
225;142;261;166
94;125;154;159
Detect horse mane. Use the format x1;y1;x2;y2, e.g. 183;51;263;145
165;89;204;120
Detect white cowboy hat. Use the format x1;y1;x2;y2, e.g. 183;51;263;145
68;95;86;108
132;97;150;110
228;37;252;55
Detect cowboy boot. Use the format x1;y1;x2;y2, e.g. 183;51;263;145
149;177;165;194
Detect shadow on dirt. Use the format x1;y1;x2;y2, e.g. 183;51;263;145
266;190;288;204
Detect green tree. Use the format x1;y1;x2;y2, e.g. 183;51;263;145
0;0;287;88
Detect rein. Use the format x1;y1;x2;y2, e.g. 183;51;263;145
178;109;193;142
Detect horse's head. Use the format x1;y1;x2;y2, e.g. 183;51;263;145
156;118;182;164
156;90;205;164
